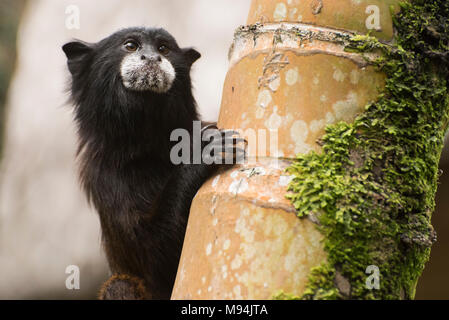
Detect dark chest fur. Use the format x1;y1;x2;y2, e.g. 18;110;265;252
77;92;199;294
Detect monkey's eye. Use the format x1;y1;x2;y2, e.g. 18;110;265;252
158;45;170;55
124;40;139;52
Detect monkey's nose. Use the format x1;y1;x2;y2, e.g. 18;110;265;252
141;55;162;62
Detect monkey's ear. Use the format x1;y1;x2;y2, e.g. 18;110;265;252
62;40;92;74
183;48;201;65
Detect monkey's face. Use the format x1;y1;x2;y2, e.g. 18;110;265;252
62;27;201;95
120;38;176;93
118;30;199;93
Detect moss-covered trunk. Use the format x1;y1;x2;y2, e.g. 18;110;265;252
283;0;449;299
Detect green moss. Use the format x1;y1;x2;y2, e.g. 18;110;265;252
279;0;449;300
273;291;301;300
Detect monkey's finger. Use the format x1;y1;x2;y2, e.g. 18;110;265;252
220;147;247;160
232;149;247;163
211;149;246;162
226;137;248;146
219;129;241;137
208;137;248;147
201;123;219;133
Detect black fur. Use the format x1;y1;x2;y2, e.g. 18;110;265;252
62;27;232;299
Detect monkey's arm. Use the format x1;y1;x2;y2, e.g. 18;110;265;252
201;121;217;129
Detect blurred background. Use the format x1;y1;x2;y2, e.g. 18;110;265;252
0;0;447;299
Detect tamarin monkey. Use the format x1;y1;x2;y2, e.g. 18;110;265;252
62;27;244;299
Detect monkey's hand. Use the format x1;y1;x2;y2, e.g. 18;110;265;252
200;124;247;167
